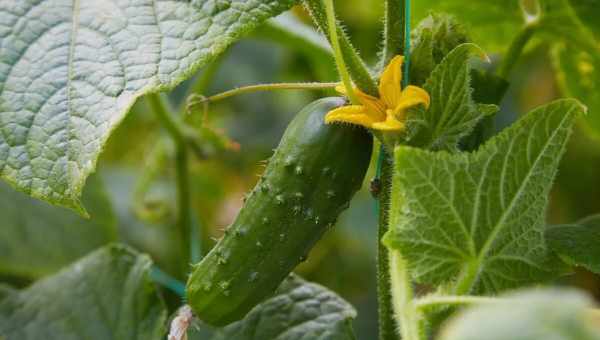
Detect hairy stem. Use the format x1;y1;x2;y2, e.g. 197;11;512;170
389;250;422;340
303;0;379;96
147;93;193;272
190;82;338;108
382;0;406;66
416;295;500;311
497;22;538;79
323;0;359;104
376;151;397;340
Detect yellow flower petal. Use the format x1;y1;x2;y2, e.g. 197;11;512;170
379;55;404;109
336;84;387;119
398;85;431;110
371;114;405;131
324;105;379;129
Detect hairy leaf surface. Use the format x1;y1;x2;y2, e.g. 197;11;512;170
0;244;166;339
407;44;497;152
212;274;357;340
385;99;583;293
0;0;296;212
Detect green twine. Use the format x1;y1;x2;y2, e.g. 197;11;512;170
150;265;186;298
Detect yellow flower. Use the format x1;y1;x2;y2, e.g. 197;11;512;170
325;56;430;131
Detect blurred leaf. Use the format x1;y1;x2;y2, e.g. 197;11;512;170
439;288;600;340
385;99;582;293
0;0;297;212
410;13;469;86
553;46;600;138
546;214;600;274
413;0;597;53
408;44;497;151
0;244;166;339
212;274;357;340
0;175;116;279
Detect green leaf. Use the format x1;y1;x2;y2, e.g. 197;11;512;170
553;45;600;138
385;99;583;294
546;214;600;274
212;274;357;340
439;288;600;340
407;44;498;152
0;175;116;279
0;244;166;339
0;0;296;212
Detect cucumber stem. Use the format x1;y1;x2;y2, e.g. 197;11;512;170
323;0;360;105
389;250;422;340
382;0;406;67
375;150;398;340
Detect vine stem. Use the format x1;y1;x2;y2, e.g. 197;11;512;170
189;82;338;109
389;250;421;340
382;0;405;66
375;151;397;340
497;21;538;79
147;93;193;273
323;0;360;105
415;295;500;311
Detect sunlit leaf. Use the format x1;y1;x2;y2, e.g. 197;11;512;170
0;0;297;212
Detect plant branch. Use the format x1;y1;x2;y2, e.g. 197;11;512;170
389;250;422;340
147;93;193;272
382;0;405;66
415;295;501;311
375;150;398;340
497;22;538;79
188;82;339;113
303;0;379;96
323;0;360;105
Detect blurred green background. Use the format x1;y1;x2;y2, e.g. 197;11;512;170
1;1;599;339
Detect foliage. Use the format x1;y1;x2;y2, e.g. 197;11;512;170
1;0;600;339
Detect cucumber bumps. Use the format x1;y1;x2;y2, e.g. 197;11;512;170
186;97;373;326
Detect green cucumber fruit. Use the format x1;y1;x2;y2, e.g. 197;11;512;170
186;97;373;326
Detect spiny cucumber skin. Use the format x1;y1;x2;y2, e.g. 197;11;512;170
186;98;373;326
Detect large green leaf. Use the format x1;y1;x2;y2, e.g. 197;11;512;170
0;244;166;339
407;44;498;152
439;288;600;340
384;99;583;293
0;0;296;212
212;274;357;340
546;214;600;274
0;174;116;279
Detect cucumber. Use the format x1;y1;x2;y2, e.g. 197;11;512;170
186;97;373;326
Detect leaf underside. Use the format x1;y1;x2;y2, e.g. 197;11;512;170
385;99;583;293
546;214;600;274
0;244;166;340
0;0;296;212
